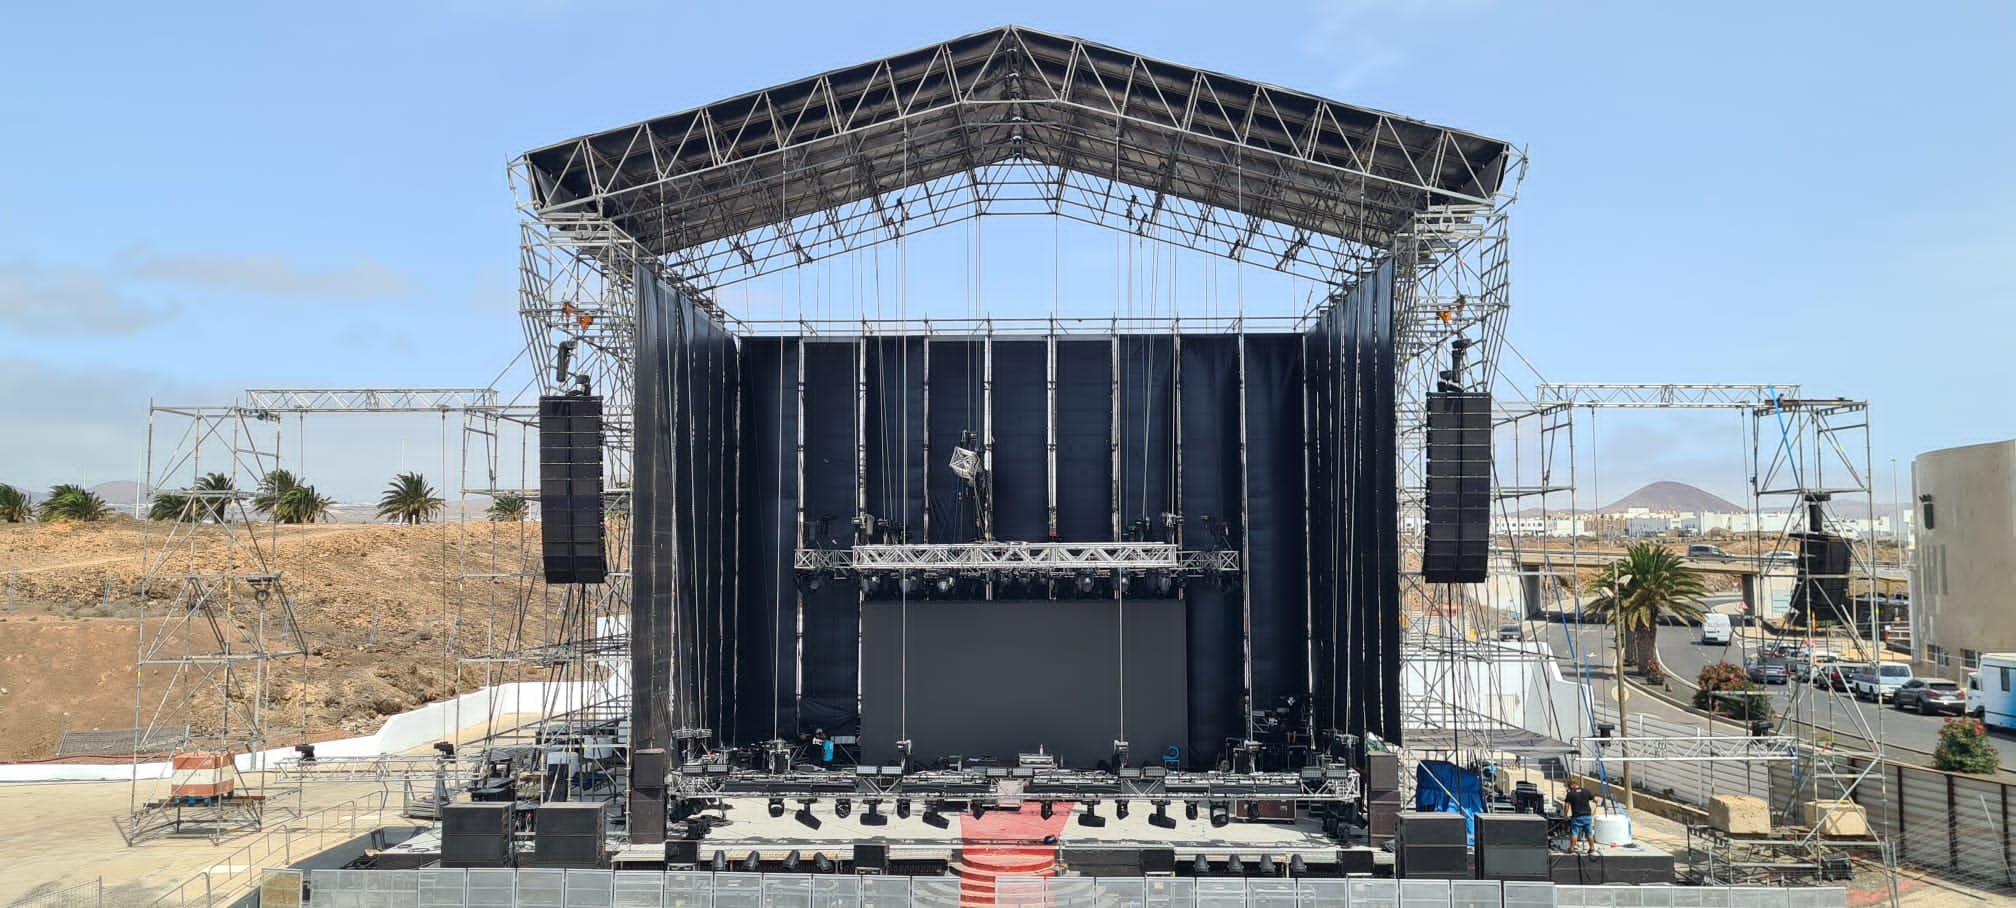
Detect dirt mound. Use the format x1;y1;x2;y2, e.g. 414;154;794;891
0;519;566;760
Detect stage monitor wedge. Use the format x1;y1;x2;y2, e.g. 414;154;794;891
1424;391;1492;584
539;394;608;585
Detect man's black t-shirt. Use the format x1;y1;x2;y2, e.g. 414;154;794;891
1563;788;1595;817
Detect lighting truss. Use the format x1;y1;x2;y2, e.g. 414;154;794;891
792;541;1240;575
240;388;499;412
668;766;1358;805
1533;382;1803;409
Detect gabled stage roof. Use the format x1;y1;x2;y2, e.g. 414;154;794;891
520;25;1516;289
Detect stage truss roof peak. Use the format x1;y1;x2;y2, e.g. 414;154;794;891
516;24;1517;292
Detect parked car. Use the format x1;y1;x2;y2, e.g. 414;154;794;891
1761;550;1799;565
1498;624;1523;642
1748;662;1790;685
1814;665;1853;692
1893;678;1966;715
1687;544;1735;562
1968;672;1984;718
1699;613;1732;645
1790;651;1840;682
1849;662;1914;702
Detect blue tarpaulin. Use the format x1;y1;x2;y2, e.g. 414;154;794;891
1413;759;1486;842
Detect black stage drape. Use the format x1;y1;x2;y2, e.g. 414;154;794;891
639;271;1399;759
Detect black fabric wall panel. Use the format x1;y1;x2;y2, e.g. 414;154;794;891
1053;341;1114;541
632;275;677;754
1303;323;1339;742
736;337;800;744
989;341;1049;542
1117;336;1175;529
1242;334;1309;718
800;341;860;734
634;268;738;753
924;340;983;543
858;600;1188;767
863;338;926;541
1176;336;1242;768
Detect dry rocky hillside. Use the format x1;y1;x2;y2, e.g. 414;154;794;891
0;518;567;761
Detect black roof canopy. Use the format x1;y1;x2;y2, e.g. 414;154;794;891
520;25;1515;289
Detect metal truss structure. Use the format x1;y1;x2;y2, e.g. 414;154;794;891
792;541;1240;576
1535;383;1803;410
668;765;1360;809
1480;382;1896;896
128;405;309;843
509;24;1524;790
516;25;1510;296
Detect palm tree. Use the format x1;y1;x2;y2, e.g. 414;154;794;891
486;493;530;522
147;491;193;521
253;469;301;516
1587;543;1709;674
256;470;333;524
36;483;111;522
0;483;31;522
273;483;335;524
376;472;444;525
192;472;235;523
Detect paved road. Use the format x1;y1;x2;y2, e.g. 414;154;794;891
1530;602;2016;765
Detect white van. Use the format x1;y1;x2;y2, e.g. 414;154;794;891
1700;613;1732;645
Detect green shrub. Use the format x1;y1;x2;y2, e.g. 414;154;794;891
1934;717;2001;774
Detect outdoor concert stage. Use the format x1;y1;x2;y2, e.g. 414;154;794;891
511;23;1517;852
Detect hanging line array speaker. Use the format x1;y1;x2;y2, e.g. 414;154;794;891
540;394;608;585
1424;391;1491;584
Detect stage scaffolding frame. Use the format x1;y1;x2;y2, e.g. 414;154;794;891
125;389;639;823
510;23;1525;775
1479;384;1896;897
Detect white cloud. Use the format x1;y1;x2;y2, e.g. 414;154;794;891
0;261;178;335
128;250;417;299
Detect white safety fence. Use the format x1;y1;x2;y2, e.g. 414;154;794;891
302;869;1847;908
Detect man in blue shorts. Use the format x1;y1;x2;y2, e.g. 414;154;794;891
1563;778;1597;855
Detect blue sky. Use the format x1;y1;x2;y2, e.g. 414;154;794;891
1;1;2010;506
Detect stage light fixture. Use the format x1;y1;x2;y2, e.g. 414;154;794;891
936;576;954;594
1259;855;1276;877
1193;854;1211;876
1245;801;1260;821
861;800;888;826
1288;855;1307;877
434;741;455;758
806;573;824;592
813;853;834;873
923;802;950;829
834;798;852;819
1185;801;1200;821
711;851;727;872
1040;800;1054;820
1115;800;1130;820
1226;855;1245;876
1077;802;1106;828
794;803;821;830
970;801;986;820
1076;573;1096;594
768;798;786;818
1149;801;1177;829
742;852;761;872
1209;802;1231;828
782;850;802;872
896;798;912;819
293;743;317;763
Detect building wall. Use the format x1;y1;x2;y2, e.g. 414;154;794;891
1912;439;2016;666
